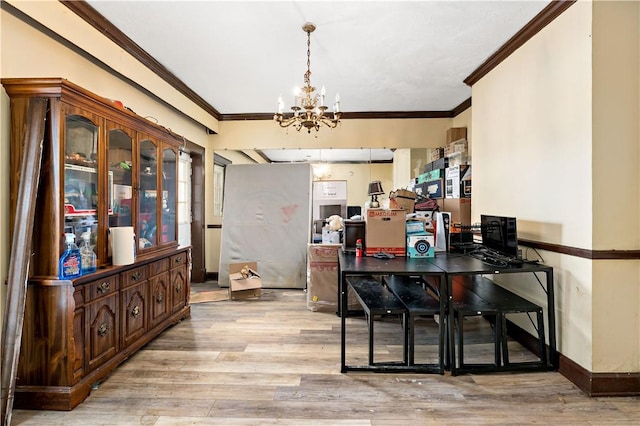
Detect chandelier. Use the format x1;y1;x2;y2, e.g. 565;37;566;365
274;22;341;134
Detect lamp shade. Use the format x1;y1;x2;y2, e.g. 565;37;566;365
368;180;384;196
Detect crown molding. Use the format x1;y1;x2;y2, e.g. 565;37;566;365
464;0;576;86
61;0;222;120
219;98;472;121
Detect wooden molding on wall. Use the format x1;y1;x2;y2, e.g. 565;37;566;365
519;239;640;260
559;354;640;397
218;98;472;121
507;319;640;396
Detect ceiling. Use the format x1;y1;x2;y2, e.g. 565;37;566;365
82;1;551;162
260;148;395;163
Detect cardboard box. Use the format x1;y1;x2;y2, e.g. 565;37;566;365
407;233;435;258
365;209;406;256
424;179;445;199
443;197;472;225
445;139;468;157
448;152;470;167
306;244;361;312
430;147;445;161
322;228;340;244
423;157;449;173
445;165;471;198
389;189;416;213
446;127;467;144
424;168;445;182
229;261;262;299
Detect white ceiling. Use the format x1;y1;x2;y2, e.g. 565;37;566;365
82;1;550;163
261;148;395;163
85;1;550;115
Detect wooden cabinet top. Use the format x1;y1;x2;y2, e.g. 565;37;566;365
1;77;184;144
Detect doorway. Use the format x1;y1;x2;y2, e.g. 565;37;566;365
180;141;205;283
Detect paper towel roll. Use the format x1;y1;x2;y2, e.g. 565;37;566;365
111;226;135;265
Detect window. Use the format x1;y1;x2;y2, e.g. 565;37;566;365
213;153;231;217
177;152;192;247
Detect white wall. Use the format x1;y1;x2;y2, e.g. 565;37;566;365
590;0;640;373
471;0;640;373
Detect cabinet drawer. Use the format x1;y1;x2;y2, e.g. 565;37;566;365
121;266;147;287
86;276;118;302
148;258;169;276
170;252;188;268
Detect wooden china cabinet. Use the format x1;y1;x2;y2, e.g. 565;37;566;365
2;78;191;410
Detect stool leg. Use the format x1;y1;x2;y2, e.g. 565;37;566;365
368;313;375;365
407;314;414;365
441;314;448;373
497;314;506;366
457;313;464;370
404;313;411;366
537;310;547;365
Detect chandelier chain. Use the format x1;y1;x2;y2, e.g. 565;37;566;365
305;29;311;86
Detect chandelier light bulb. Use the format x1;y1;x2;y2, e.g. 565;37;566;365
277;96;284;114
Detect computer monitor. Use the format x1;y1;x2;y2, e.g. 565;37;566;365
480;214;518;258
347;205;362;218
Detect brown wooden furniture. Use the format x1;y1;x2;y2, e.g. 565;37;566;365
2;78;191;410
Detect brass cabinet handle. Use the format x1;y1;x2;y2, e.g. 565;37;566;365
98;282;110;294
176;285;182;293
98;323;109;337
132;305;140;318
156;293;164;303
175;256;183;264
132;271;142;281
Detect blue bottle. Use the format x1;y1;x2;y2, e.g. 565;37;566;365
59;233;82;279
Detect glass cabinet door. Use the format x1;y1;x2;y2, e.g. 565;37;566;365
64;114;99;255
161;147;177;243
108;127;134;228
139;138;159;249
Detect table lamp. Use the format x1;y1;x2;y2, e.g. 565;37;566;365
367;180;384;208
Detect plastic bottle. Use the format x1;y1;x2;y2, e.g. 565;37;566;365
80;228;97;274
356;238;363;257
59;233;82;279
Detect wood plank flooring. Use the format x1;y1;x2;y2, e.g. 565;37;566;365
10;286;640;425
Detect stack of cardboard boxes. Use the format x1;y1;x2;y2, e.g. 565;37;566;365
414;127;472;228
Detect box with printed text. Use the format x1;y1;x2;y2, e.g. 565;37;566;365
365;209;406;256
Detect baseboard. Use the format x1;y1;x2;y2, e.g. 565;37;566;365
506;319;640;396
206;272;219;281
558;355;640;396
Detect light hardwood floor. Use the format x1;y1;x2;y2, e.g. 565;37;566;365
10;286;640;425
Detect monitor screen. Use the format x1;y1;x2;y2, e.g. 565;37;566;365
347;205;362;218
480;214;518;258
